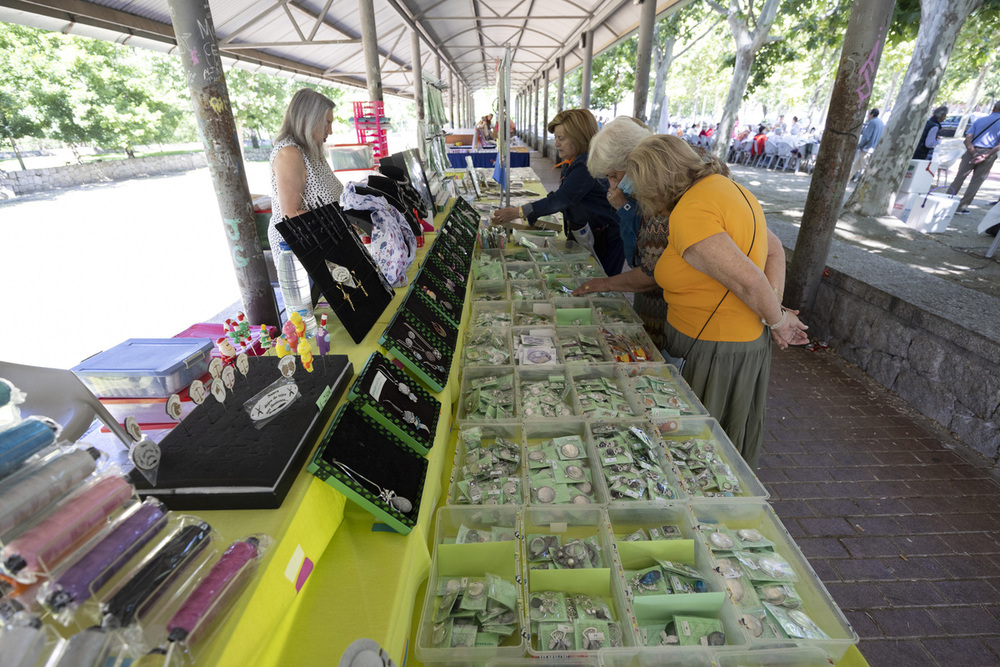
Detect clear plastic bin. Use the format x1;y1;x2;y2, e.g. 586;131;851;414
689;500;859;661
512;301;556;326
473;281;509;302
600;326;664;365
523;420;604;506
448;423;524;506
504;263;540;281
458;366;517;422
416;506;527;664
72;339;214;398
589;419;686;504
508;280;548;302
591;299;643;326
651;418;769;501
618;365;708;419
568;364;641;420
517;367;576;420
470;301;513;329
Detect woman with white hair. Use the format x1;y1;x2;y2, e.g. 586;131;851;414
573;116;670;346
267;88;343;251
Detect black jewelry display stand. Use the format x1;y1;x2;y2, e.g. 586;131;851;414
308;402;428;535
347;351;441;455
132;356;352;510
379;309;454;394
276;203;395;344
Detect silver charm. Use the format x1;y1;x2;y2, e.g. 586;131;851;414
330;458;413;514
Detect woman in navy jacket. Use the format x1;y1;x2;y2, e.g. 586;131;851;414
491;109;624;276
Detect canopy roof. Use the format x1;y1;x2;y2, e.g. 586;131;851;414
1;0;686;97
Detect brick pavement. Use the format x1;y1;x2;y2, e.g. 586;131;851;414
763;346;1000;666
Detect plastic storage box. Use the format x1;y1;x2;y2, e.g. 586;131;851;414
72;339;214;398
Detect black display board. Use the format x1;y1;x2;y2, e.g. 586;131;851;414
276;204;394;344
133;356;352;510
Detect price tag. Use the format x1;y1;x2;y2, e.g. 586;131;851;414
316;386;333;411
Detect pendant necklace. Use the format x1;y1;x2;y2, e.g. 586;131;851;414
330;458;413;513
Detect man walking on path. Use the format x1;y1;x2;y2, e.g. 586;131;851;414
851;108;885;181
952;101;1000;215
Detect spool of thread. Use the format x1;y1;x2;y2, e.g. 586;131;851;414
2;476;133;578
167;537;260;645
0;418;59;479
0;448;99;539
45;500;168;613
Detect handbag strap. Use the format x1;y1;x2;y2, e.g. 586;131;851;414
679;180;759;358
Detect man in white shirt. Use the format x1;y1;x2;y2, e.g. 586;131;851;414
952;101;1000;214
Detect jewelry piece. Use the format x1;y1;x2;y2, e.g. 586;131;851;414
536;486;556;503
564;465;584;481
575;481;593;495
404;324;442;361
383;400;431;434
528;450;546;462
350;270;369;296
337;284;355;310
466;581;486;598
528;537;549;559
432;321;447;338
582;627;604;650
706;631;726;646
548;629;569;651
330;458;412;513
571;495;591;504
740;613;764;638
709;532;735;550
737;528;764;543
560;443;580;458
397;380;418;402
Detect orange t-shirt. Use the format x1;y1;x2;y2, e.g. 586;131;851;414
653;174;768;342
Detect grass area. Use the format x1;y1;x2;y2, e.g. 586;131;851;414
1;148;204;172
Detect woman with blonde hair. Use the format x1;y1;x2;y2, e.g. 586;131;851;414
267;88;342;251
573;116;670;345
491;108;624;275
626;134;808;468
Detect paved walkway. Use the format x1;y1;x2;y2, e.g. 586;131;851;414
764;346;1000;667
524;146;1000;665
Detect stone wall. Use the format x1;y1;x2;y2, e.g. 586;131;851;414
809;267;1000;464
0;153;207;197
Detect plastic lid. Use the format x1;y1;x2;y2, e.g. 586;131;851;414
71;339;214;377
277;241;291;251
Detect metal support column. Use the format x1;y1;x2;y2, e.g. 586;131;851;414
581;31;594;109
358;0;383;102
633;0;656;122
533;81;540;150
411;31;425;159
449;71;455;127
167;0;278;327
557;56;566;112
542;71;550;157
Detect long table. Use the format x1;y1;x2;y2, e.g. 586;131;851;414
190;200;469;666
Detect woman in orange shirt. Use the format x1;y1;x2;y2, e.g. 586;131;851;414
626;135;808;468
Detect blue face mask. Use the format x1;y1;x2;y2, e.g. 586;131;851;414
618;174;634;195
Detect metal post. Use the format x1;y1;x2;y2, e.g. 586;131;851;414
500;45;511;208
411;31;425;160
557;56;566;112
358;0;383;102
435;56;441;81
167;0;278;327
581;31;594;109
533;81;540;150
542;71;550;157
633;0;656;122
449;71;455;127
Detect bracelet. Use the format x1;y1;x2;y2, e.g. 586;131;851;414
766;308;788;330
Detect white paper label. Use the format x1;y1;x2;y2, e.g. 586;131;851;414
369;370;387;401
249;382;300;421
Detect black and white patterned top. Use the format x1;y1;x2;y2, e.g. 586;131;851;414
267;138;343;250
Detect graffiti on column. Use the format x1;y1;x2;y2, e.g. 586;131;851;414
855;28;882;110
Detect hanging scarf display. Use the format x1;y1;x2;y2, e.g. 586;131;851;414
341;182;416;287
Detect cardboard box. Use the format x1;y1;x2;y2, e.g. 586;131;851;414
899;159;934;194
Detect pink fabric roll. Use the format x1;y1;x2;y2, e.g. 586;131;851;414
1;475;133;578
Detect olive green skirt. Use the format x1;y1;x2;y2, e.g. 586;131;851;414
662;323;772;470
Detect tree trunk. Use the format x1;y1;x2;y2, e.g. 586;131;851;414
648;35;676;130
709;0;781;160
250;128;260;149
7;136;26;171
882;68;901;111
785;0;895;313
714;45;754;158
847;0;984;216
957;50;996;136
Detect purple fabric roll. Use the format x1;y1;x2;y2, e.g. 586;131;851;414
167;537;260;644
46;501;167;612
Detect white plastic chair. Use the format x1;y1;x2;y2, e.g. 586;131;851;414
761;139;779;169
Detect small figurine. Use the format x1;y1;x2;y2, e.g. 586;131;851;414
316;314;331;356
298;339;314;373
274;336;292;358
235;312;252;347
259;324;273;351
216;337;237;365
224;319;241;349
282;320;299;349
290;311;306;341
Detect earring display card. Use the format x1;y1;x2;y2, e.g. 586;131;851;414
347;352;442;455
308;402;427;535
416;262;467;306
276;203;395;344
380;310;454;394
132;355;353;510
404;291;459;349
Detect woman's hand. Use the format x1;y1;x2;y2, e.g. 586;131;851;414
606;187;627;210
491;206;520;225
572;278;606;296
769;308;809;350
